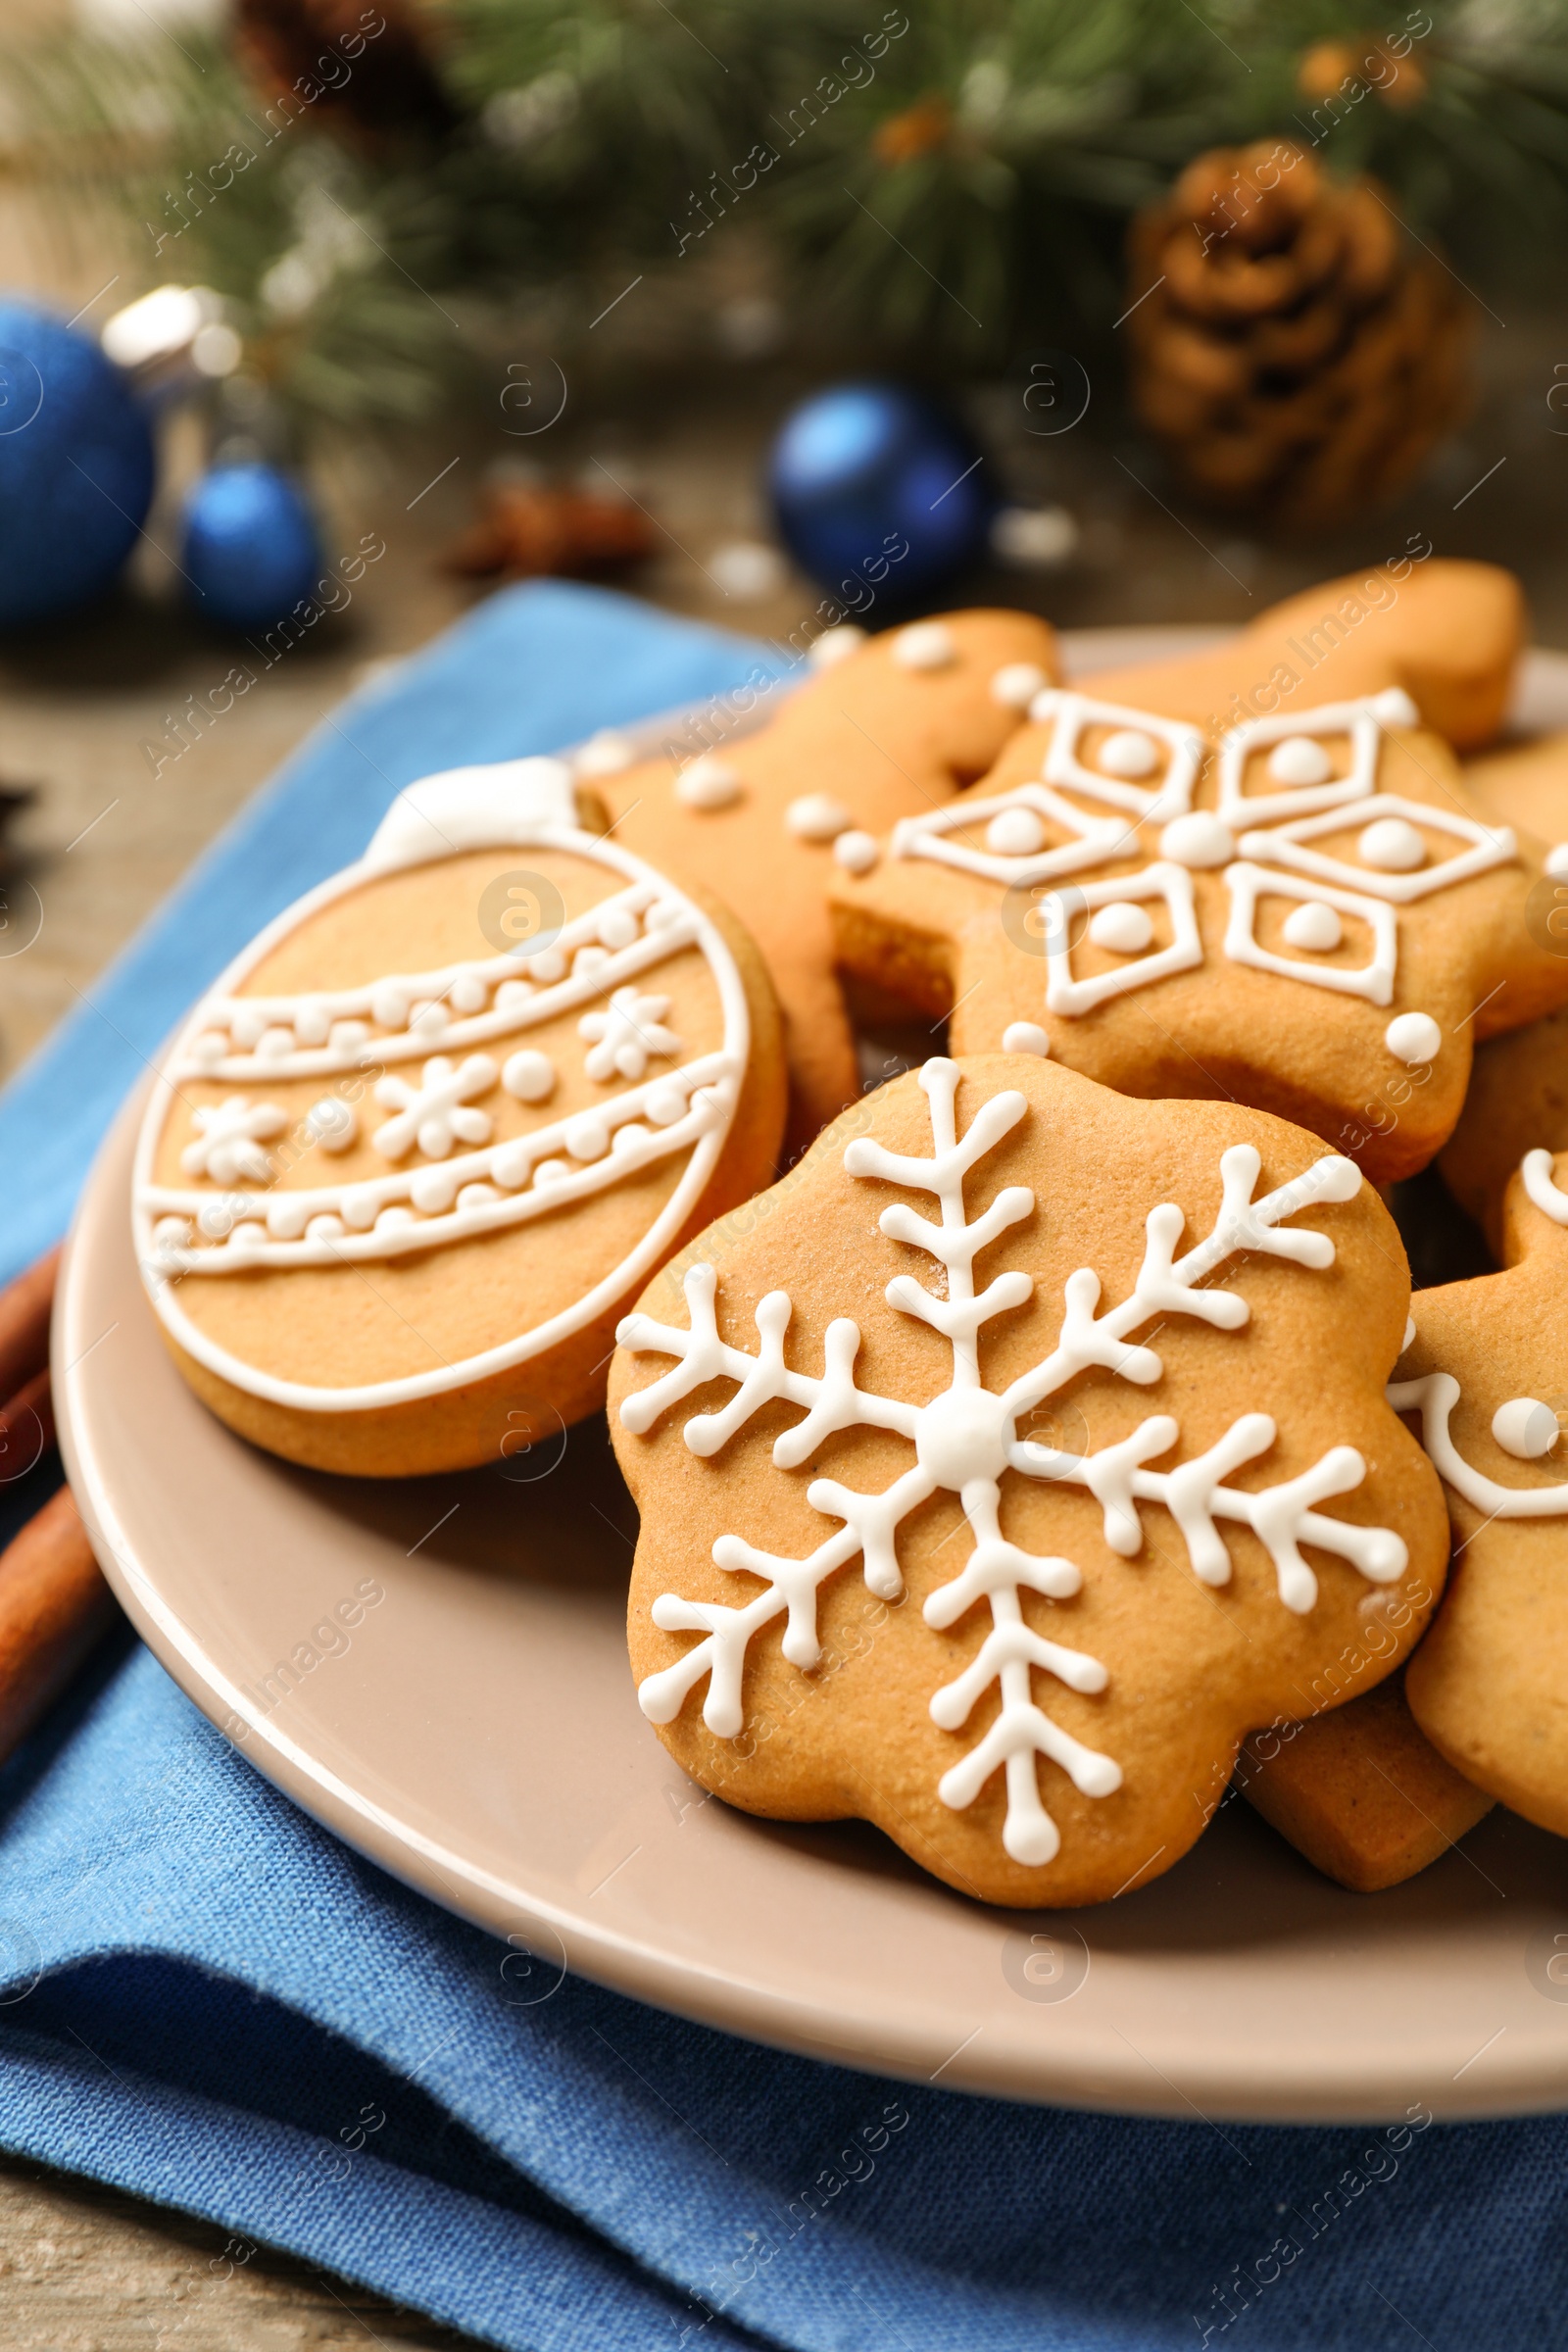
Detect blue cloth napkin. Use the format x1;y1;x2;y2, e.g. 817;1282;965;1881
0;581;1562;2352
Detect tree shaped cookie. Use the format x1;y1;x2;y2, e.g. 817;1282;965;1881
589;610;1061;1146
1396;1147;1568;1835
610;1055;1446;1907
831;576;1562;1184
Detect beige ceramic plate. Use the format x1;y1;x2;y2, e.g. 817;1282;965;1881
54;632;1568;2125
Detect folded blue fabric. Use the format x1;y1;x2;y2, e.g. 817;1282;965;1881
0;581;1561;2352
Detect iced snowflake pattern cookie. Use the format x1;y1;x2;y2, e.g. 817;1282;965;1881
609;1055;1446;1907
830;570;1565;1184
1395;1146;1568;1836
133;758;785;1476
588;609;1061;1148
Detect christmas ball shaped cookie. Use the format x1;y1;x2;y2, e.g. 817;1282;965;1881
133;760;785;1475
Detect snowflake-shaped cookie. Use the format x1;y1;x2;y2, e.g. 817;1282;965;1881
180;1097;288;1186
579;988;682;1083
372;1054;497;1161
611;1055;1447;1905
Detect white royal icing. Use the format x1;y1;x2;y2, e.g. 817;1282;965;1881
992;662;1049;710
1391;1375;1568;1517
1002;1022;1051;1057
808;623;866;668
833;830;879;876
621;1061;1399;1867
893;621;956;671
1522;1148;1568;1225
1546;844;1568;881
874;689;1515;1063
133;767;752;1414
785;793;854;844
1384;1011;1442;1066
675;755;743;811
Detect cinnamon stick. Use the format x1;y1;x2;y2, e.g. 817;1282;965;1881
0;1485;117;1765
0;1244;58;1404
0;1365;53;1480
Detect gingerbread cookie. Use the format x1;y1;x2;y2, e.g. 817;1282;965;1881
831;576;1563;1184
1396;1148;1568;1835
586;610;1061;1147
609;1054;1446;1908
133;759;785;1476
1241;1671;1493;1893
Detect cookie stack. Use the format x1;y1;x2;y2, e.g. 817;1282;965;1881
133;566;1568;1907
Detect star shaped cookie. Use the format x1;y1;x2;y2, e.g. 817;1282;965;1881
831;564;1566;1183
588;609;1061;1148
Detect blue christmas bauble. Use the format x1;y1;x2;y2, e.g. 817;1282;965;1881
768;382;993;601
181;461;321;632
0;299;155;629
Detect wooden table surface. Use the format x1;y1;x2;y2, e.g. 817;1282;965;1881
3;277;1567;2341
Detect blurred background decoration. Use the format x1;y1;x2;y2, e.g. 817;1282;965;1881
3;0;1568;625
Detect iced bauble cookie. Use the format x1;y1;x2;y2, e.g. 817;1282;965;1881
609;1054;1446;1908
830;571;1564;1183
585;609;1061;1148
133;759;785;1476
1396;1148;1568;1836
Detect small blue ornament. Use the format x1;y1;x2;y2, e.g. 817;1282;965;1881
0;299;155;630
181;461;321;633
768;382;993;601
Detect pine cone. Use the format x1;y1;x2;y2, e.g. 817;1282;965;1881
1125;143;1472;531
234;0;458;146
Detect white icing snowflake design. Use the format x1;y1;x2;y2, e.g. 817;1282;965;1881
372;1054;498;1160
579;988;682;1084
180;1097;288;1186
618;1060;1407;1868
890;690;1516;1060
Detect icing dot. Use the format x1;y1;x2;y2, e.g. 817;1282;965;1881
533;1157;570;1187
833;829;879;876
529;947;567;984
991;662;1048;710
1002;1021;1051;1057
786;793;854;843
458;1181;501;1212
1097;729;1159;780
329;1019;370;1057
256;1025;295;1059
153;1215;192;1248
340;1186;379;1231
1402;1315;1416;1354
294;1001;331;1046
266;1198;310;1240
411;1167;460;1213
576;729;635;776
306;1097;358;1152
1158;811;1235;869
1492;1396;1560;1460
371;984;411;1031
808;623;865;668
197;1202;234;1240
645;1080;688;1126
573;945;612;984
987;807;1048;858
612;1121;652;1156
598;903;641;950
1282;900;1344;953
492;1139;531;1189
1546;844;1568;880
645;897;684;930
305;1213;345;1243
893;621;956;671
375;1205;416;1234
1088;901;1155;955
564;1110;611;1161
230;1006;270;1050
675;755;742;810
1267;736;1335;786
451;973;490;1014
1385;1011;1443;1065
1358;817;1427;872
191;1031;227;1068
503;1049;557;1102
494;978;535;1011
227;1221;267;1250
